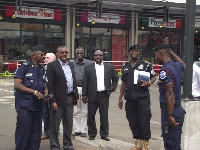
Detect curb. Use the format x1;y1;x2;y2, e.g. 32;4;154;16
73;136;134;150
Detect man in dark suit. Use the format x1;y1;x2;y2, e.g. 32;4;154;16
46;46;78;150
82;50;119;141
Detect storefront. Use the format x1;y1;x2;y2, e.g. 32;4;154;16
74;10;130;70
138;17;184;63
0;1;66;61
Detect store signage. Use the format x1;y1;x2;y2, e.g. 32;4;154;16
142;17;182;28
5;5;62;20
81;11;125;24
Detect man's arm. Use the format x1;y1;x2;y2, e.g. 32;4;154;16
118;81;126;109
164;82;179;127
111;65;119;91
163;37;186;69
14;78;44;100
82;66;88;103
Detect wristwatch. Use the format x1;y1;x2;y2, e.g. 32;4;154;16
168;113;173;117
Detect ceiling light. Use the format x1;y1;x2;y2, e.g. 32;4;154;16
12;14;16;19
76;22;80;27
141;26;144;30
159;24;163;28
0;15;3;20
92;20;95;24
195;30;198;33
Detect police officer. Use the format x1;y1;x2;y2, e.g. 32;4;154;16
14;50;32;143
118;44;156;150
14;44;47;150
154;38;186;150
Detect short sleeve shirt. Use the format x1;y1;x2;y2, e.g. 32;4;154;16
121;60;156;100
158;61;184;105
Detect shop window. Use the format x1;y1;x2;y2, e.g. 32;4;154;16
43;25;65;53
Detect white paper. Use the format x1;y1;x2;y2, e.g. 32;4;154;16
134;70;150;84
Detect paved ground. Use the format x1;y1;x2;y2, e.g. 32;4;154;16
0;77;164;150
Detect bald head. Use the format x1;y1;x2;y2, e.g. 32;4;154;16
44;53;56;65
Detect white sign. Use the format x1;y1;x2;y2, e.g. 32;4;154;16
149;18;177;28
15;6;54;19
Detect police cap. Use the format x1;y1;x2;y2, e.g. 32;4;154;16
128;44;140;51
31;44;45;52
153;44;170;52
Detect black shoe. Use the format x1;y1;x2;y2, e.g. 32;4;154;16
72;132;81;136
89;137;95;140
81;133;86;137
101;136;110;141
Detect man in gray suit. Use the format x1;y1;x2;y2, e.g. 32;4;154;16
46;46;78;150
82;50;119;141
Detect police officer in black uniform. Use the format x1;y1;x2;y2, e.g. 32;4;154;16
14;44;48;150
154;38;186;150
118;44;156;150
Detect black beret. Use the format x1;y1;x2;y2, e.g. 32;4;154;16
128;44;140;51
153;44;170;52
31;44;45;52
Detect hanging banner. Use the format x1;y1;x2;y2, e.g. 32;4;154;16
5;5;62;20
81;11;125;24
142;17;182;28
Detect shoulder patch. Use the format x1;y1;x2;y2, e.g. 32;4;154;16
160;71;166;79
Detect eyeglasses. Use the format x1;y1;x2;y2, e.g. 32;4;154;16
94;54;103;56
59;51;69;55
37;53;45;57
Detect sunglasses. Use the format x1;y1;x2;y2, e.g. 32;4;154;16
94;54;103;56
59;51;69;55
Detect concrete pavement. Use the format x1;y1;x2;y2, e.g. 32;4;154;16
0;78;164;150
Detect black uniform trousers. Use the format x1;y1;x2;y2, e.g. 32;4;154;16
125;96;151;140
87;91;109;138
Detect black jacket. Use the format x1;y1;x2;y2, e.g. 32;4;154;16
46;59;78;105
82;62;119;103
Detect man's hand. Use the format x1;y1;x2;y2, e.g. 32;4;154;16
52;102;57;110
139;80;151;87
163;37;169;45
35;91;44;100
168;116;179;127
118;97;123;109
74;100;79;106
82;96;88;104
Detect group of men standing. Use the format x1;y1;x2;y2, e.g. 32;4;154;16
14;36;186;150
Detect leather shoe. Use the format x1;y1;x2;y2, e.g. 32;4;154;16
41;135;49;140
72;132;81;136
89;137;95;140
101;136;110;141
81;133;86;137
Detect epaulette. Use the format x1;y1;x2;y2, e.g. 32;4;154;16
23;61;30;66
123;62;129;67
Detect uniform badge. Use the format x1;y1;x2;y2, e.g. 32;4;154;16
138;64;144;70
26;73;33;76
160;71;166;79
124;68;128;71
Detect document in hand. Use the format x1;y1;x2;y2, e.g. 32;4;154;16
134;70;150;85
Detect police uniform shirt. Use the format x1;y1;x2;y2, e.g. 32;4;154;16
121;60;155;100
158;61;184;105
14;60;46;111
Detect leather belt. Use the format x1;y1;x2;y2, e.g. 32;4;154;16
160;103;180;109
67;92;73;96
97;90;106;93
77;85;82;87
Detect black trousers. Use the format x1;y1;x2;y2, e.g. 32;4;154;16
125;96;151;140
87;91;109;138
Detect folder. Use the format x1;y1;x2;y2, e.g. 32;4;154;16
134;70;150;85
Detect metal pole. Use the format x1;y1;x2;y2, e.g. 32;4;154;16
183;0;196;99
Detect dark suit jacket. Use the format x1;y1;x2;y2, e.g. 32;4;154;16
82;62;119;103
46;59;78;105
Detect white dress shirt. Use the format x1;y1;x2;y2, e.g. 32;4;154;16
192;63;200;97
95;62;105;92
